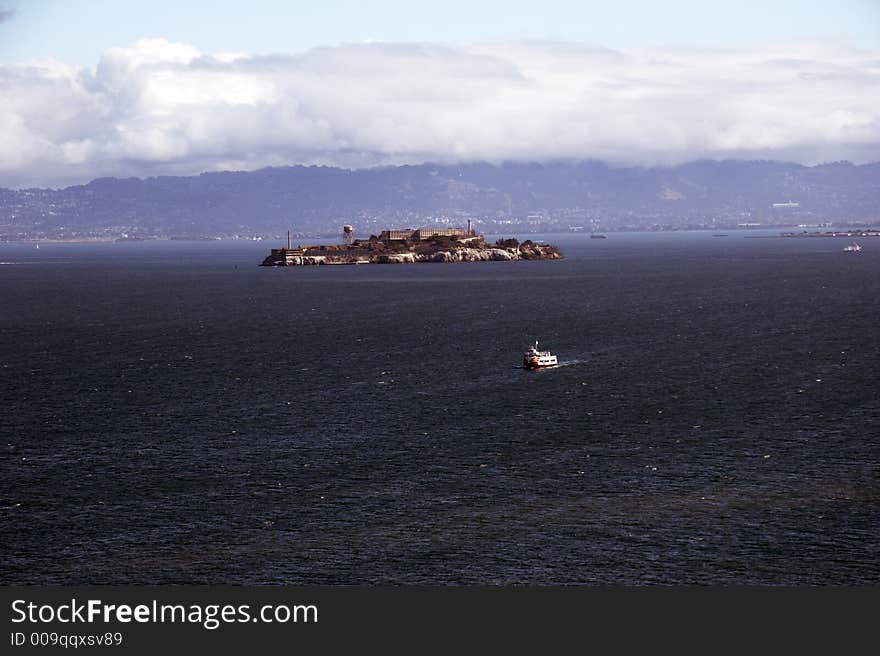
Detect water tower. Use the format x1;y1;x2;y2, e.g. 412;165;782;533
342;224;354;245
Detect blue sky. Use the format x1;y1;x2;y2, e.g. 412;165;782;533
1;0;878;65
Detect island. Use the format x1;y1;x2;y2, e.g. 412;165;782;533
260;227;563;266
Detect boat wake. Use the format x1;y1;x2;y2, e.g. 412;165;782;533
518;358;585;370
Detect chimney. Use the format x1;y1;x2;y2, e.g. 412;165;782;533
287;230;291;250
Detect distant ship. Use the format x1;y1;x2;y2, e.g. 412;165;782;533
590;234;607;239
843;242;862;252
523;341;558;369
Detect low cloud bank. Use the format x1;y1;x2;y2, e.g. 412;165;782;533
2;38;878;187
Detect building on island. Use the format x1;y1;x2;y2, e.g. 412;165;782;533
378;229;418;241
378;221;476;242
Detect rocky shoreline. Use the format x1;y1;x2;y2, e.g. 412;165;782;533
260;236;562;266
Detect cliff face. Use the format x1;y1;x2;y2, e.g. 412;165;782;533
423;244;559;262
260;239;562;266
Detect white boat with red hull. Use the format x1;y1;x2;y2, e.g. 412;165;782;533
523;341;558;369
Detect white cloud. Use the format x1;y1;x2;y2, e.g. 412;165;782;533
1;37;878;187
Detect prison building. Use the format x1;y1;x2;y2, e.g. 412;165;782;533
378;227;471;242
414;228;468;240
378;229;418;241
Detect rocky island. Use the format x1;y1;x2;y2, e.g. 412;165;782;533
260;227;562;266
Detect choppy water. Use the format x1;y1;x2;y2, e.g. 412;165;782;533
1;232;878;584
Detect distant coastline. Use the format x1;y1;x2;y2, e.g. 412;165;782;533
3;160;878;242
6;225;880;245
780;229;880;238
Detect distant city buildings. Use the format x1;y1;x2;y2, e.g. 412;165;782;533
1;162;877;241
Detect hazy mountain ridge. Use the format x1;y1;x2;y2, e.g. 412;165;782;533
1;160;878;239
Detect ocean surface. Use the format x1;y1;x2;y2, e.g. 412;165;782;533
1;231;878;584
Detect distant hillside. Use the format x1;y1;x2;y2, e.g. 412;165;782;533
1;160;878;239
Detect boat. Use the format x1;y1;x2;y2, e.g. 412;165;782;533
590;234;607;239
843;242;862;252
523;340;558;369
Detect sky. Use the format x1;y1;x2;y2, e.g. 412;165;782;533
1;0;878;187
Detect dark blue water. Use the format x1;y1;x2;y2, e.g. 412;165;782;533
1;232;878;584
